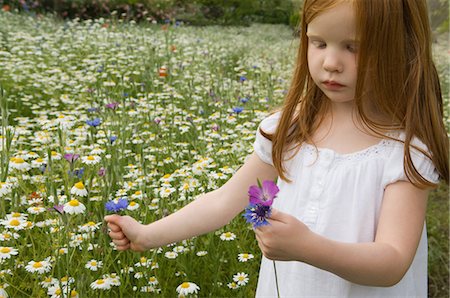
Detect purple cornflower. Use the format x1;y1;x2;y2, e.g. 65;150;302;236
53;204;65;214
98;167;106;177
248;180;279;206
105;198;128;213
105;102;119;110
64;153;80;163
243;180;279;228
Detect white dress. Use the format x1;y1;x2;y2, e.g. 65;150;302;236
253;112;439;298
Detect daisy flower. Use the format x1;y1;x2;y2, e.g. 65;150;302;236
238;253;254;262
90;278;111;290
70;182;88;197
220;232;236;241
148;276;158;286
127;201;139;211
9;157;30;171
63;199;86;215
31;158;45;168
227;282;239;289
81;155;101;165
176;282;200;297
85;260;102;271
0;247;18;260
0;217;27;231
164;251;178;259
0;182;12;198
233;272;249;286
25;257;52;274
40;276;58;288
196;251;208;257
27;206;46;215
0;284;8;298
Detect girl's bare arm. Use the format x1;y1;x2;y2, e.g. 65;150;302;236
106;152;277;250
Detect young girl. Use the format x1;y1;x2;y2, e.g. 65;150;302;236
105;0;449;296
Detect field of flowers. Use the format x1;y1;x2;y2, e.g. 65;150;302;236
0;10;448;298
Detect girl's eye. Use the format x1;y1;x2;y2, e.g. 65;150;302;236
311;41;326;49
346;44;358;53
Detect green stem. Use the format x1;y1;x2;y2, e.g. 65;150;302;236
273;260;280;298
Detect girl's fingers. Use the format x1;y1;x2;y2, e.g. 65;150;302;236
109;231;125;240
113;238;129;246
107;222;121;232
115;244;130;251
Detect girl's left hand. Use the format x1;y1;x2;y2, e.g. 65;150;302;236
254;208;311;261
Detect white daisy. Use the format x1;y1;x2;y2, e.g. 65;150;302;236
220;232;236;241
0;284;8;298
148;276;158;286
237;253;254;262
196;251;208;257
164;251;178;259
127;201;139;211
81;155;101;165
63;199;86;215
0;217;27;231
70;182;88;197
25;257;52;274
176;282;200;297
233;272;249;286
0;247;18;260
31;158;46;168
27;206;46;215
90;278;111;290
40;276;58;288
9;157;30;171
85;260;102;271
0;182;12;198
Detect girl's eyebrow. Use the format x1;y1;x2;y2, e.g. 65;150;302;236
306;33;357;44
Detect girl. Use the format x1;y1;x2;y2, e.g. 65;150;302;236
105;0;449;296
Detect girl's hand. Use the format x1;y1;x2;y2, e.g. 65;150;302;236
254;209;311;261
104;215;148;252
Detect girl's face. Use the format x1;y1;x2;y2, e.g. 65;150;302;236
307;2;358;104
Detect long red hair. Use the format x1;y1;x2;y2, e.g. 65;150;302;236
262;0;449;188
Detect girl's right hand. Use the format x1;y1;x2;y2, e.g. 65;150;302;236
104;215;148;252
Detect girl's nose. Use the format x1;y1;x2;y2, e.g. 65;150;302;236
323;52;343;73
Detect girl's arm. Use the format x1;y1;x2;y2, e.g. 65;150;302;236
255;180;429;287
105;152;278;251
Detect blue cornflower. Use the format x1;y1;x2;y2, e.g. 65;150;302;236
105;198;128;213
86;118;101;127
243;204;272;228
232;107;244;114
240;97;249;104
109;136;117;144
239;76;247;82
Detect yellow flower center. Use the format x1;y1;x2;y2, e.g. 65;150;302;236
134;190;141;195
242;253;248;258
33;262;43;268
36;158;44;163
90;261;97;266
14;158;24;164
4;234;11;239
12;212;21;217
181;282;190;289
163;174;171;179
69;199;80;207
55;289;62;295
87;156;95;161
61;276;68;282
44;277;52;282
87;221;95;226
140;257;147;263
51;151;58;156
224;232;232;238
129;201;136;206
96;279;105;285
0;247;11;253
9;219;20;226
71;290;78;297
74;182;84;189
58;115;65;119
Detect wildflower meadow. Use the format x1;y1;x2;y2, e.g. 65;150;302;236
0;10;448;298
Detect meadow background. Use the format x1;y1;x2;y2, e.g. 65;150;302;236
0;1;448;297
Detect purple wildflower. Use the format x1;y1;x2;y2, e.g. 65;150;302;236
98;167;106;177
248;180;279;206
53;204;65;214
105;102;119;110
105;198;128;213
64;153;80;163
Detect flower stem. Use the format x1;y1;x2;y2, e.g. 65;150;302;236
273;260;280;298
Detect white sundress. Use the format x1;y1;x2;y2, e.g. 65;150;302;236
253;112;439;298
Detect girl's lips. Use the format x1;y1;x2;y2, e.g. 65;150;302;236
322;81;345;90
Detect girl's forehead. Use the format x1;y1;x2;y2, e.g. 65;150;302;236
306;2;356;38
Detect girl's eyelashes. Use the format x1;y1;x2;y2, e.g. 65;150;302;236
346;43;358;53
310;40;326;49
